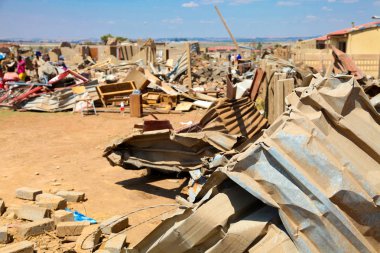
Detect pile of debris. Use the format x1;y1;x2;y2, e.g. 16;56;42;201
102;45;380;252
189;54;228;89
130;75;380;253
0;187;133;253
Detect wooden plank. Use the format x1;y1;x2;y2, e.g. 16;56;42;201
186;43;192;88
273;79;283;122
249;68;266;101
226;74;236;99
175;102;193;112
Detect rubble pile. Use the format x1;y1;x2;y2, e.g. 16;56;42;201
189;55;228;90
0;37;379;253
130;75;380;253
0;188;133;253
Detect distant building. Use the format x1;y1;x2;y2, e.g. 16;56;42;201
295;21;380;54
206;46;237;53
327;21;380;54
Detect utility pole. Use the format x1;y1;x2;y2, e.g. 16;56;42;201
214;5;241;54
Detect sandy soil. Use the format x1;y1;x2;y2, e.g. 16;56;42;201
0;109;205;247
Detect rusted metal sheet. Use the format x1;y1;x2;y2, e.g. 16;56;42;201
131;76;380;253
21;85;98;112
0;86;43;108
249;67;266;101
48;69;88;85
331;46;364;80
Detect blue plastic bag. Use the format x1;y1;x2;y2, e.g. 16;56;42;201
65;208;97;224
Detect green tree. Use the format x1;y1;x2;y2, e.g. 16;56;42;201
115;36;128;43
100;34;113;44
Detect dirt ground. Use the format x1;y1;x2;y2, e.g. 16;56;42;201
0;109;205;247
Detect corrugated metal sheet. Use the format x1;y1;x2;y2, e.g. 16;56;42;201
104;129;240;173
200;97;268;140
131;76;380;253
328;21;380;36
21;85;98;112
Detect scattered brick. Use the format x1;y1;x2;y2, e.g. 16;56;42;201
0;226;9;244
100;215;129;235
15;187;42;201
104;233;127;253
17;218;55;238
0;240;34;253
52;210;74;225
56;221;91;237
17;205;50;221
56;190;86;202
36;193;67;210
75;225;101;253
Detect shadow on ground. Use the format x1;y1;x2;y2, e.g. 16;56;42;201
116;171;188;199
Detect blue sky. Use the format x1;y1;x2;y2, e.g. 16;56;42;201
0;0;378;40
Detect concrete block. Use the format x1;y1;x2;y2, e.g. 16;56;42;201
0;240;34;253
3;205;20;220
100;215;129;235
17;218;55;238
56;221;90;237
75;225;101;253
104;233;127;253
56;190;85;202
52;210;74;225
36;193;67;210
0;199;5;215
0;226;9;244
17;205;49;221
15;187;42;201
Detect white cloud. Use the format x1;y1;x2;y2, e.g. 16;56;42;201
201;0;224;4
341;0;358;3
322;6;332;11
229;0;260;5
306;15;317;21
182;1;199;8
373;0;380;5
106;20;115;25
277;1;300;6
162;17;184;25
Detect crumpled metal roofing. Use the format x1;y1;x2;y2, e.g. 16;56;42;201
104;129;240;172
132;76;380;253
105;98;268;173
21;85;98;112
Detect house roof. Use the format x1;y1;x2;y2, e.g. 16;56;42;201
316;35;328;41
327;21;380;37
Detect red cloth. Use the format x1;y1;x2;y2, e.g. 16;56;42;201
17;59;26;74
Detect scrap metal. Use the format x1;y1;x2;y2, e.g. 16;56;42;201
130;76;380;253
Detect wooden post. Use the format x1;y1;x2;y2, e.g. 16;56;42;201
186;43;192;88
